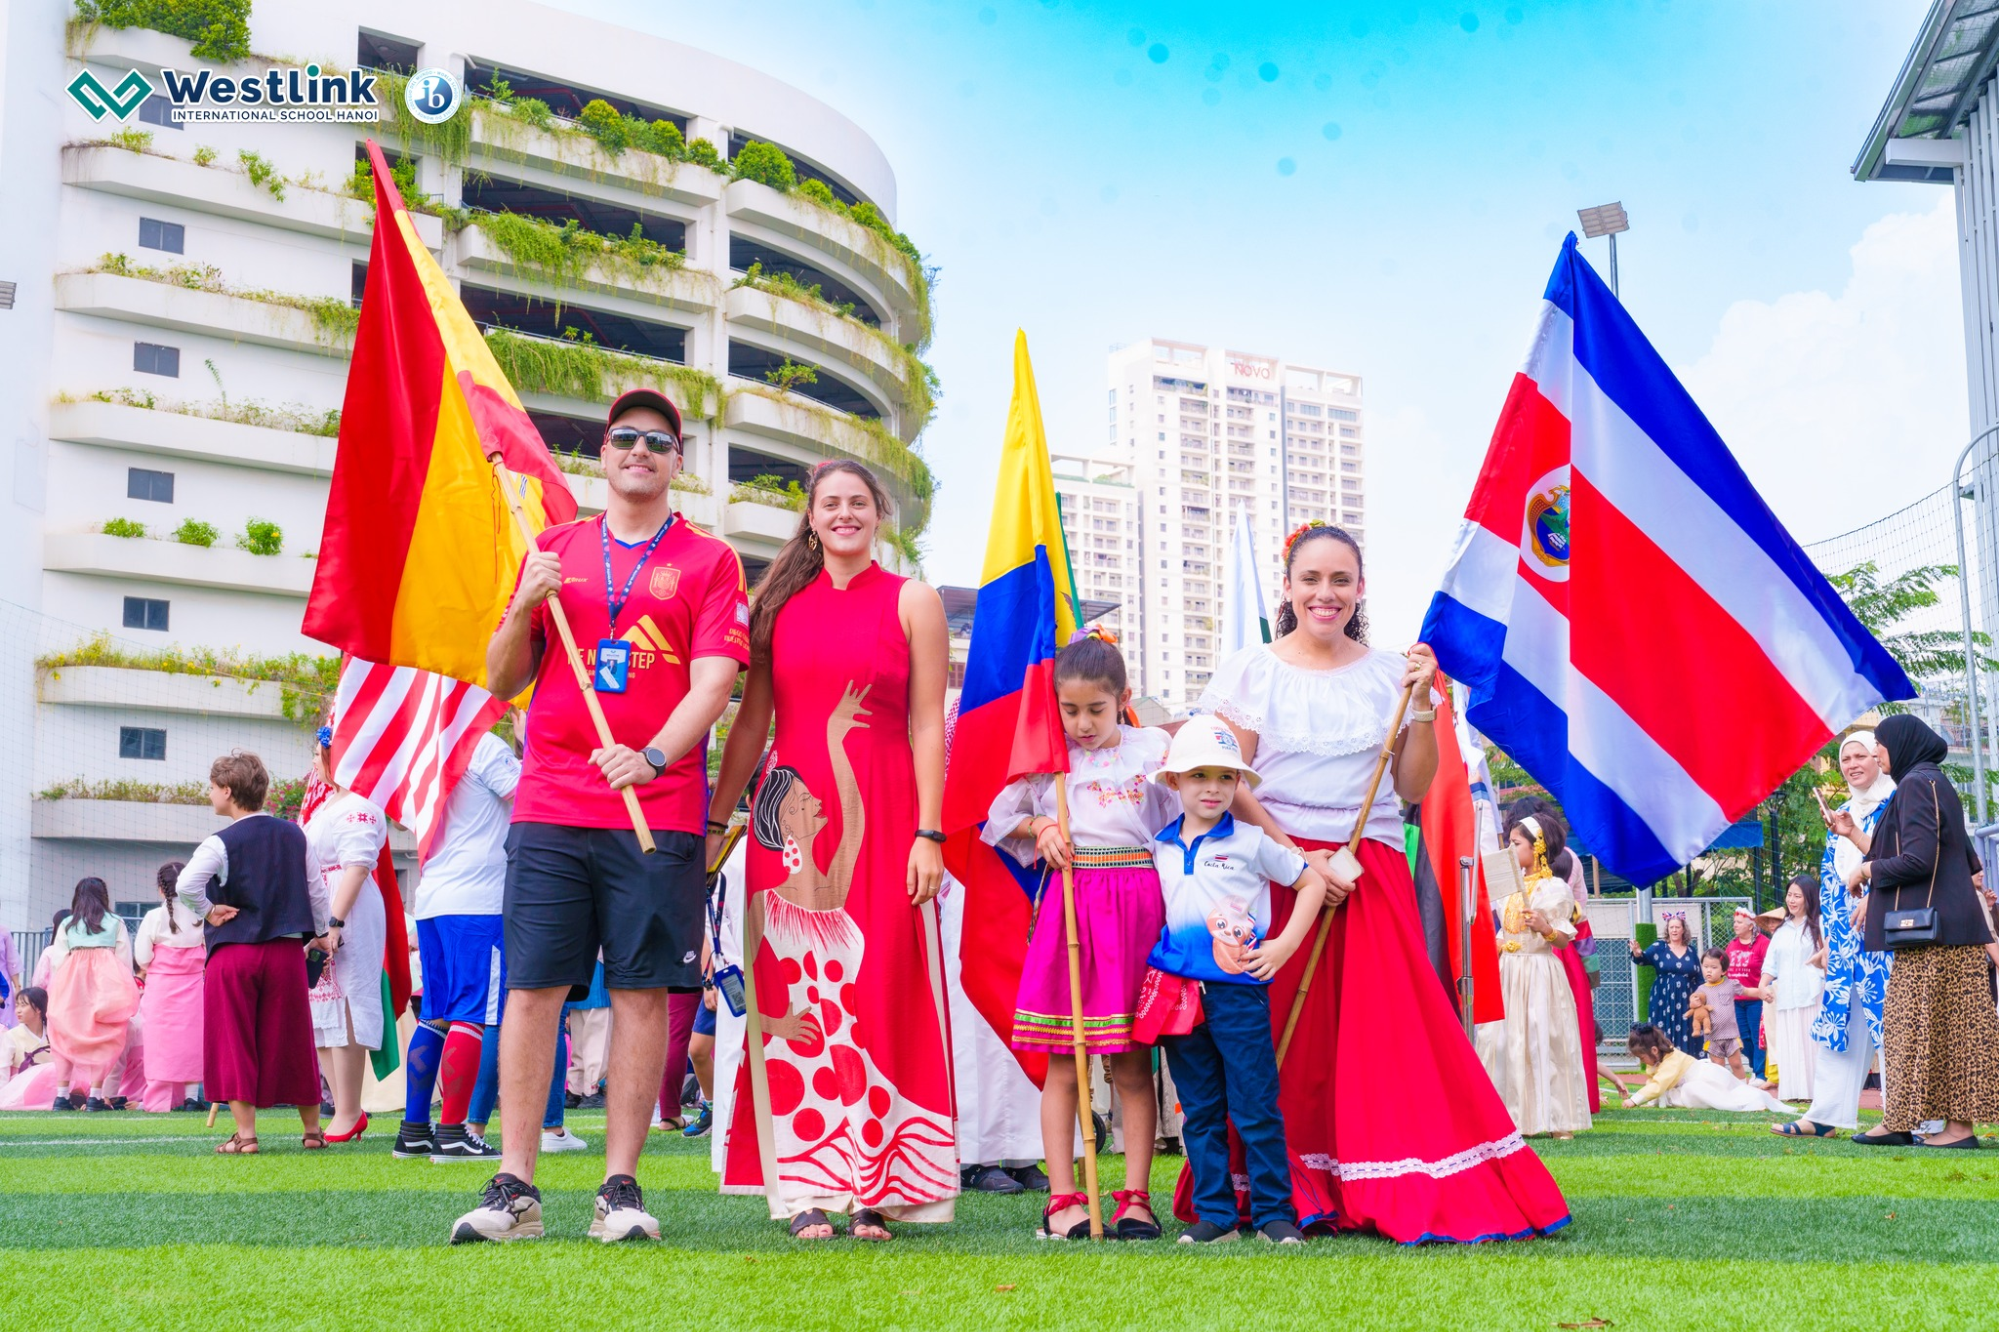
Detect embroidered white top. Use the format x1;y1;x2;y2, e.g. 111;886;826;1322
983;725;1181;864
1199;644;1438;846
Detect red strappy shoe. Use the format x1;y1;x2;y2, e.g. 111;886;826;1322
1037;1191;1092;1240
1111;1189;1161;1241
325;1111;369;1144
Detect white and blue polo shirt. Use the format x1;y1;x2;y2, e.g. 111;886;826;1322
1147;812;1308;986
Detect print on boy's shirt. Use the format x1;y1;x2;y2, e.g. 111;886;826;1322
1148;812;1306;986
581;614;685;672
1207;899;1258;975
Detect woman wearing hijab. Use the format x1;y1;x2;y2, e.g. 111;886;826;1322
1845;715;1999;1148
1779;732;1899;1137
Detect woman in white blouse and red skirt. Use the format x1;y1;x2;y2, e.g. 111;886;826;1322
1184;522;1570;1243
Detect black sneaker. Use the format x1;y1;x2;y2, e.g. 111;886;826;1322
1176;1220;1241;1245
578;1092;606;1110
450;1173;544;1243
963;1165;1026;1194
51;1094;73;1112
180;1098;208;1114
1256;1219;1306;1245
1007;1164;1051;1191
107;1096;128;1111
564;1091;582;1109
431;1125;501;1163
84;1096;111;1112
393;1120;438;1159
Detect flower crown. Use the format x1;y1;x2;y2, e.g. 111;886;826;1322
1284;519;1336;560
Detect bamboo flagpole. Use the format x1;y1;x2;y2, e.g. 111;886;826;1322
1054;772;1105;1240
491;458;654;854
1273;680;1417;1068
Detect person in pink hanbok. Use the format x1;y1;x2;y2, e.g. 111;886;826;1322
136;860;206;1112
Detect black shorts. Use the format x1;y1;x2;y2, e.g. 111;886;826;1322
503;823;704;994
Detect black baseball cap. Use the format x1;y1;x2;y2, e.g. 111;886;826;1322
607;387;683;439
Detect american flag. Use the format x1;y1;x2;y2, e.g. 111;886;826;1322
329;657;508;860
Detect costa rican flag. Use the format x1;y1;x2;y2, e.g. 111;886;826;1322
329;658;507;860
1420;235;1914;886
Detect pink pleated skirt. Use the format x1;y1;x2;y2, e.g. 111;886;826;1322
1011;855;1165;1055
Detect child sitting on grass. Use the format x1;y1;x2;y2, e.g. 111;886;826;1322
1622;1024;1785;1114
1146;717;1327;1245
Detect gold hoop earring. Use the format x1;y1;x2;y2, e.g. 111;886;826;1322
806;529;819;552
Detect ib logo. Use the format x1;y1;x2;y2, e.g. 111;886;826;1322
67;68;156;122
402;68;461;125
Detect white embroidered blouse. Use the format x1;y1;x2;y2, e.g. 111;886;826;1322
983;725;1181;864
1199;645;1437;846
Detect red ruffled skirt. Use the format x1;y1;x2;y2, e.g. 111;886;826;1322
1172;834;1571;1243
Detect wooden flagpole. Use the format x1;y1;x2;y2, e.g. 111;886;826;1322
1054;772;1104;1240
1273;680;1416;1068
490;458;654;854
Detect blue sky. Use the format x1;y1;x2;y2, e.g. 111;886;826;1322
587;0;1957;640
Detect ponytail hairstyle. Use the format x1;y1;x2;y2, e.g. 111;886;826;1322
748;460;893;663
70;877;111;936
157;861;186;934
1503;798;1575;881
1274;521;1368;642
1053;626;1128;698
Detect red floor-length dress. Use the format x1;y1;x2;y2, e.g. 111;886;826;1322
722;563;957;1221
1181;644;1571;1244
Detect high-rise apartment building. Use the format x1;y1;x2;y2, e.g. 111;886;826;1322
0;0;933;930
1103;340;1364;708
1051;453;1141;651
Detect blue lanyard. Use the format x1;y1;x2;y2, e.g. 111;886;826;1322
599;515;673;636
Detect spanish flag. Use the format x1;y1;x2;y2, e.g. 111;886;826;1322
302;141;576;686
940;331;1078;1080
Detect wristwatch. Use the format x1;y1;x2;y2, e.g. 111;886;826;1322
328;916;346;929
914;829;947;844
642;746;668;779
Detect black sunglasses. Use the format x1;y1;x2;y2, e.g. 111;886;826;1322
604;426;681;454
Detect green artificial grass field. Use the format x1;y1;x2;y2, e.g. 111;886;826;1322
3;1103;1996;1330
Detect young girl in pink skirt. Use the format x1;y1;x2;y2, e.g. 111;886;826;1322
45;877;140;1111
984;630;1177;1241
135;860;206;1112
0;987;55;1110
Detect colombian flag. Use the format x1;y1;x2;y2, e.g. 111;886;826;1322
941;332;1078;1081
302;141;576;686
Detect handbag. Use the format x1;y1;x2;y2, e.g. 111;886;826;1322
1879;780;1943;950
1132;968;1203;1043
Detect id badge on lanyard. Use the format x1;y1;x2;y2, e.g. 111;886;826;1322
594;639;631;694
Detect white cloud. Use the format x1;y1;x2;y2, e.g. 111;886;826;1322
1680;193;1968;547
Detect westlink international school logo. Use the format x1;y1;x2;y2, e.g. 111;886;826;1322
67;68;153;121
67;63;383;124
1522;468;1572;580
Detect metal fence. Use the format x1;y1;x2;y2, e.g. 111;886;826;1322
1582;896;1749;1044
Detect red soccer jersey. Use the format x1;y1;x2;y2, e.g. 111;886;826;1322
512;513;749;832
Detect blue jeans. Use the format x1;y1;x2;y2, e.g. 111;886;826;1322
1734;999;1765;1079
1161;981;1294;1230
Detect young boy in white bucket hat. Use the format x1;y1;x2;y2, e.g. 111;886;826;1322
1147;716;1326;1244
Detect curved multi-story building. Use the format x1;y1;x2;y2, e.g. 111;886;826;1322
0;0;935;929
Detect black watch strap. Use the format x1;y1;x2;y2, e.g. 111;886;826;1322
914;829;947;844
328;916;346;929
643;746;668;778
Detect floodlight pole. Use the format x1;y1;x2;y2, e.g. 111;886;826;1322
1607;233;1619;299
1952;424;1999;825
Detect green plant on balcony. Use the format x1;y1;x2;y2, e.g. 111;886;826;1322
101;517;146;538
474;211;685;298
236;149;285;201
885;525;922;566
685;138;722;169
732;264;938;433
764;359;819;394
172;518;218;547
38;777;212;805
192;144;217;166
100;127;155;154
345;151;434;211
237;517;283;555
75;386;340;436
483;326;723;423
731;474;808;511
373;70;474;173
38;633;341;729
73;0;252;62
732;261;856;319
731;140;796;192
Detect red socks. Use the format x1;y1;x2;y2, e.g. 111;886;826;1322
438;1022;485;1127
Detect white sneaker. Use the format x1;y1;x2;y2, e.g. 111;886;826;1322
588;1174;659;1243
541;1126;590;1153
449;1173;543;1243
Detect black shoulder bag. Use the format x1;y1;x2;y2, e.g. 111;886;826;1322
1880;779;1942;950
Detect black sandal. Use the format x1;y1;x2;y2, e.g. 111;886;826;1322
1111;1189;1161;1241
849;1208;892;1242
1852;1128;1915;1147
788;1208;833;1239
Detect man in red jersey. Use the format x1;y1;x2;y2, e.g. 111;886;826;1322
452;388;748;1245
